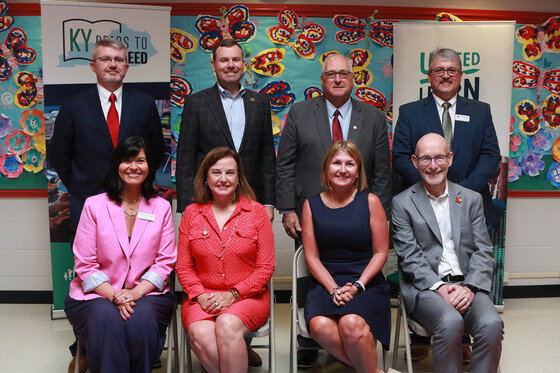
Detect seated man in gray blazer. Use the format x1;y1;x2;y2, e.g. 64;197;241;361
392;133;503;373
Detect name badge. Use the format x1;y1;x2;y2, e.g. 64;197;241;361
455;114;470;122
137;212;155;221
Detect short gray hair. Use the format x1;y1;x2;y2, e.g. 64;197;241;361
92;38;127;59
428;48;462;71
321;52;353;73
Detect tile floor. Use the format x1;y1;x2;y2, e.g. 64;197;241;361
0;298;558;372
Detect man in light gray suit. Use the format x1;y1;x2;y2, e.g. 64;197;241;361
392;133;503;373
277;52;391;238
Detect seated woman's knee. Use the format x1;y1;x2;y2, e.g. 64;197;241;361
338;315;370;341
215;315;245;342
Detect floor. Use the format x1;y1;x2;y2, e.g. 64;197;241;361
0;298;558;372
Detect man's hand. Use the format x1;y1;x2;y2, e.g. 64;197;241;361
436;284;461;305
449;286;475;314
282;212;301;239
266;206;275;222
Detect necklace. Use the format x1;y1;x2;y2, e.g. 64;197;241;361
205;215;239;258
124;208;138;217
328;188;357;209
121;195;142;203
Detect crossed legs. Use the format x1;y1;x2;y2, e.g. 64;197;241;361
187;314;250;373
309;314;383;373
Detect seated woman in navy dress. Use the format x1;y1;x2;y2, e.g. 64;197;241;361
301;141;391;373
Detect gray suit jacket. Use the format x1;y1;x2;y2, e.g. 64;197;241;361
391;181;494;314
276;96;391;217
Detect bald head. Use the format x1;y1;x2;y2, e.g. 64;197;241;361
415;133;450;156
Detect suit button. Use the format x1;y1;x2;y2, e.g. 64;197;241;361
435;256;440;260
222;274;225;277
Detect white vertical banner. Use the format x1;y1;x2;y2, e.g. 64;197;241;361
41;0;170;84
393;21;515;156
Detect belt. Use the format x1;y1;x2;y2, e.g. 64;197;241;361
441;274;465;283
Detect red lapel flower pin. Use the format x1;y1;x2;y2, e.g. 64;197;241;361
456;197;463;204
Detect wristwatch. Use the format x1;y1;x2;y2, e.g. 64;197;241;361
353;281;365;294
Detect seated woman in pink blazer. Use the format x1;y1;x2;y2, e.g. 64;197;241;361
64;136;176;373
177;147;275;372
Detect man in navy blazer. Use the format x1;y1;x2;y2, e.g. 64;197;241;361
49;39;165;234
392;48;501;228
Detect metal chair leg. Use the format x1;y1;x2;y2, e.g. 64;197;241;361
75;340;81;373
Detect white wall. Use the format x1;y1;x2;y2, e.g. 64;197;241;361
1;196;558;292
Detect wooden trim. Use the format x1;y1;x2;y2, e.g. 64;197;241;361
6;4;41;16
507;190;560;197
0;190;47;198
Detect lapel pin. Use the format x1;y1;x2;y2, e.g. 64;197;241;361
456;197;462;204
250;97;255;102
202;230;208;236
353;125;357;130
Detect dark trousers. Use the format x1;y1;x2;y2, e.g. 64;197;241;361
65;293;174;373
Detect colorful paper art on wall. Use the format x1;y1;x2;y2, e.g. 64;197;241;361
304;86;322;100
258;80;295;112
349;49;373;87
267;8;325;59
516;16;560;61
195;5;256;52
333;15;398;48
515;95;560;135
170;28;197;63
0;27;36;81
435;12;463;22
0;154;23;178
14;71;40;108
170;76;192;108
0;1;13;33
250;48;286;77
512;60;560;99
355;86;387;111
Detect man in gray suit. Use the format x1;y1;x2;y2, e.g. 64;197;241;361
276;52;390;368
392;133;503;373
277;52;391;238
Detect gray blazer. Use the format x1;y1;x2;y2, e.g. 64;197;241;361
391;181;494;313
276;96;391;217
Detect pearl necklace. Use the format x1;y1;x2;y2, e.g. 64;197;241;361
327;189;357;209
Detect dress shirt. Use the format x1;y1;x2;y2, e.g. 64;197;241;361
97;84;123;121
433;94;457;134
217;83;246;152
424;182;463;291
326;98;352;140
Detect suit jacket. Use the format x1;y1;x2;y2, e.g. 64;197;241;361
392;94;501;226
276;96;391;217
391;181;494;314
68;193;176;301
48;86;165;196
175;84;276;212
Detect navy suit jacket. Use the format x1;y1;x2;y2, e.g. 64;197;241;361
392;94;501;226
49;86;165;196
175;84;276;212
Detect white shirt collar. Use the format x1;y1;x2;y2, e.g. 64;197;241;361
97;84;123;103
433;93;457;108
424;180;449;200
326;98;352;119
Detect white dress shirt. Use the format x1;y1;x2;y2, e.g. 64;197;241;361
97;84;123;121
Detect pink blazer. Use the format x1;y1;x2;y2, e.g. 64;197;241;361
68;193;176;301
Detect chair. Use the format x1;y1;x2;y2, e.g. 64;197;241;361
391;290;501;373
179;279;276;372
164;271;180;372
290;246;387;373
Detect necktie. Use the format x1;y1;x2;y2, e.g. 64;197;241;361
332;109;343;143
442;101;453;147
107;93;119;148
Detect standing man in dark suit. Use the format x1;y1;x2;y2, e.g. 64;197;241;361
392;47;501;228
276;52;391;368
49;38;165;234
175;38;276;223
48;38;165;372
392;133;503;373
175;38;275;367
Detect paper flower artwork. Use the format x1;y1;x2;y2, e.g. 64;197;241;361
258;81;296;112
0;27;36;82
546;162;560;187
19;108;44;135
435;12;463;22
508;158;523;182
195;5;256;52
0;112;12;137
515;16;560;61
170;28;197;63
4;129;31;155
0;1;14;33
355;87;387;111
521;151;546;177
250;48;286;77
0;153;23;178
304;87;322;100
170;76;192;108
22;147;44;173
333;15;398;48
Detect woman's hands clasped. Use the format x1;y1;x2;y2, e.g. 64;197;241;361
331;282;359;307
197;291;237;314
113;288;141;320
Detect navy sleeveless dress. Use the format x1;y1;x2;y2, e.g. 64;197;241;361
304;191;391;349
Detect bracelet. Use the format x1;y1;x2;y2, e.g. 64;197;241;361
353;281;365;294
329;286;341;298
228;288;240;301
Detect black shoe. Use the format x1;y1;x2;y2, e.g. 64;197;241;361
151;357;162;369
297;349;318;369
247;347;263;367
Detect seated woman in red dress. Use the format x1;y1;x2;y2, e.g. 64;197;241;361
177;147;275;372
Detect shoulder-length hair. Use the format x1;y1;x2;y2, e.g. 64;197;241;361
103;136;157;203
193;147;256;204
321;140;367;191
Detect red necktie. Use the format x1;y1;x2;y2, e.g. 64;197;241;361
332;109;343;143
107;93;119;148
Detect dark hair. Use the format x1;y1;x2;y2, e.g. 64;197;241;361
103;136;157;203
212;38;243;61
321;140;367;191
193;147;256;204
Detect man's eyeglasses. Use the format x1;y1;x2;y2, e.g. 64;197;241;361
322;70;353;80
94;56;127;65
415;153;451;166
429;67;461;77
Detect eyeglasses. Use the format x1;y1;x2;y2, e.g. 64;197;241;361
415;153;450;166
322;70;353;80
94;56;127;65
429;67;461;77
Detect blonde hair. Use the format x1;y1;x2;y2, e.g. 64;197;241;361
321;141;367;191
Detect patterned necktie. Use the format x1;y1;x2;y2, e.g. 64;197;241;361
107;93;119;148
332;109;343;143
442;101;453;147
